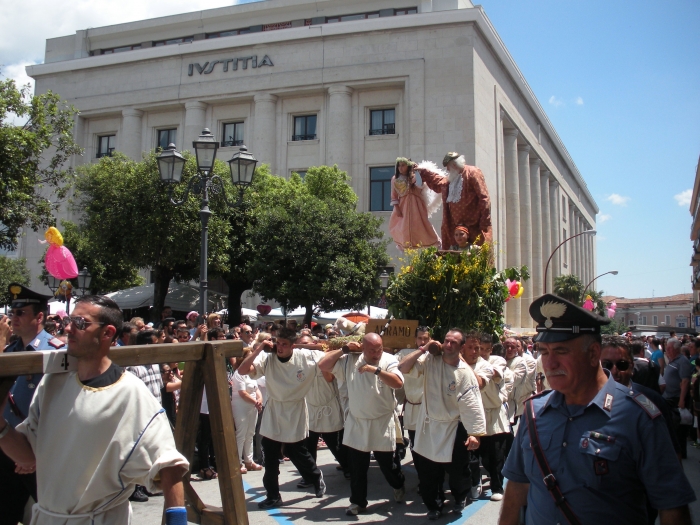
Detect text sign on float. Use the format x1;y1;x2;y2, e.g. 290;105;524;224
366;319;419;349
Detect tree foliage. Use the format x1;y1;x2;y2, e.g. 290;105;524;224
72;152;232;320
386;245;529;340
248;165;389;326
553;274;584;304
0;256;31;306
0;76;82;251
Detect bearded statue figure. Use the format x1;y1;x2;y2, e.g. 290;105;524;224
417;152;493;250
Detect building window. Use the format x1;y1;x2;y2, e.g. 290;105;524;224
293;115;317;141
642;316;647;325
369;166;394;211
327;12;380;23
291;170;307;179
562;228;567;265
369;109;396;135
395;8;418;15
100;44;141;55
154;37;194;46
96;135;115;158
677;320;687;328
665;315;671;325
222;122;244;147
653;315;658;325
157;129;177;150
207;30;240;39
562;196;567;221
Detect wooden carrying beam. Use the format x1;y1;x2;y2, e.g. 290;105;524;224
0;340;248;525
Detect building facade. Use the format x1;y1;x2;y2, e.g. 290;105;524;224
690;154;700;328
23;0;598;328
603;294;694;332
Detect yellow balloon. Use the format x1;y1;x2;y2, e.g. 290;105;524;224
514;283;524;299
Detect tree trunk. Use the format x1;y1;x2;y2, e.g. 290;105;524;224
225;279;249;326
303;302;314;329
152;266;174;323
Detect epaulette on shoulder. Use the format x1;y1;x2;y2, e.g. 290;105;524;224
48;338;65;349
630;392;662;419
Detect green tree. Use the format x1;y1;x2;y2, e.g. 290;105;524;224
248;165;389;326
553;274;584;304
0;256;31;306
0;76;82;251
72;152;232;320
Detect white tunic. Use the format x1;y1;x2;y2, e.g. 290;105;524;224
396;348;424;431
306;363;344;433
408;354;486;463
332;352;403;452
17;371;188;525
477;356;510;435
248;349;324;443
506;355;528;419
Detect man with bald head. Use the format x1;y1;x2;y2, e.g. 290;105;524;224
319;333;406;516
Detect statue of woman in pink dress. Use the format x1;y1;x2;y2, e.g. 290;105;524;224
388;157;442;251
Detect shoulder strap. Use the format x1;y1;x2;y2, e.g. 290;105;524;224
525;399;582;525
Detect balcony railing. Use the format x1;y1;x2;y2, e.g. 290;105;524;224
96;148;114;158
369;124;396;136
292;134;317;141
221;139;244;147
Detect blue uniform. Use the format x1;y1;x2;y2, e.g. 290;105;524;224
502;372;696;524
3;329;65;427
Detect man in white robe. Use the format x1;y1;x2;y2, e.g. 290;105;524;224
237;328;326;509
396;326;431;450
398;329;486;520
0;295;189;525
318;333;406;516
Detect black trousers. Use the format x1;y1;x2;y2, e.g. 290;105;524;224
413;423;471;511
262;437;321;499
347;447;405;508
197;414;215;470
477;433;508;493
305;429;348;471
0;450;36;525
253;406;264;464
407;429;416;451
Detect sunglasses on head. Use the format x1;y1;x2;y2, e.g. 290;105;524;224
601;359;631;372
62;316;106;331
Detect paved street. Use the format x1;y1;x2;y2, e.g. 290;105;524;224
133;439;700;524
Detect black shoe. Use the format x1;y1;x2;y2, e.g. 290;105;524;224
344;470;351;479
297;479;314;489
453;499;467;513
427;509;442;520
258;496;282;509
129;487;148;503
315;474;326;497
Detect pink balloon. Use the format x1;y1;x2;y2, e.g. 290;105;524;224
45;245;79;279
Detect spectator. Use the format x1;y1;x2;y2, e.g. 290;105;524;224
207;313;222;330
116;322;135;346
155;306;173;329
631;339;661;393
186;311;199;337
130;316;146;331
663;338;693;459
231;348;263;473
650;338;665;376
160;364;182;427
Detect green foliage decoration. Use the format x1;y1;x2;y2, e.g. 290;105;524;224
385;245;529;341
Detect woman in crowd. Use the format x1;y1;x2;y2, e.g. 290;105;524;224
231;347;263;473
160;363;182;427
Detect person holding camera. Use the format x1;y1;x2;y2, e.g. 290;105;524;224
237;328;326;509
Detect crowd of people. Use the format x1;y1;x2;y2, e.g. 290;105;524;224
0;283;697;524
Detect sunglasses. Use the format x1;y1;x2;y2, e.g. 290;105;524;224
10;308;33;317
601;360;631;372
62;316;106;330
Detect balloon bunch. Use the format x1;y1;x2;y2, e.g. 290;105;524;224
582;295;595;311
505;279;524;302
606;301;617;319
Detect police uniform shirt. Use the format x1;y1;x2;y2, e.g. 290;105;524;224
408;353;486;463
396;348;424;431
502;371;696;524
331;352;403;452
248;349;325;443
3;329;64;427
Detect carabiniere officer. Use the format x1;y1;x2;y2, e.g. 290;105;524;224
498;294;695;525
1;283;65;525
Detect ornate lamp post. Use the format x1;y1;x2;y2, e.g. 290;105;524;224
582;270;618;298
157;129;257;316
543;229;597;293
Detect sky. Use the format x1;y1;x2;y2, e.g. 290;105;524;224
1;0;699;300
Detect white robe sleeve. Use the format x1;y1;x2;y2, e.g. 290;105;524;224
458;367;486;437
247;352;269;380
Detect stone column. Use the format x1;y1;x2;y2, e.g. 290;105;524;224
529;158;542;301
518;145;532;327
326;85;353;174
548;178;561;283
503;129;521;328
540;170;552;293
121;109;143;160
184;101;207;153
253;93;278;174
569;206;576;276
577;215;584;282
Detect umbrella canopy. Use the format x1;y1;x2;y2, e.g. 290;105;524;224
106;281;227;312
258;306;389;324
215;308;259;322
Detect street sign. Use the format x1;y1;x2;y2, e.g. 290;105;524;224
366;319;419;349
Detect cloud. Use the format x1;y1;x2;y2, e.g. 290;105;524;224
548;96;564;108
606;194;630;206
598;213;611;223
575;97;584;105
674;189;692;207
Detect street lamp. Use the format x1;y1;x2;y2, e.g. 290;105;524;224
543;229;597;293
582;270;618;298
77;267;93;295
157;129;258;316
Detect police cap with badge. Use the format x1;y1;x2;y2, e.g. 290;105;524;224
8;282;52;312
530;293;610;342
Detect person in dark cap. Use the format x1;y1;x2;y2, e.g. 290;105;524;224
1;283;65;525
498;294;695;525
